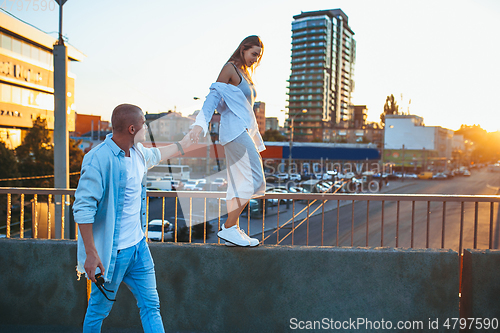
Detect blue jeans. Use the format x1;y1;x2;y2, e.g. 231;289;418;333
83;238;164;333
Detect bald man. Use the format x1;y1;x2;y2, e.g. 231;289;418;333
73;104;191;332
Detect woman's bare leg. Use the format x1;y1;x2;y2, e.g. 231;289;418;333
225;197;249;228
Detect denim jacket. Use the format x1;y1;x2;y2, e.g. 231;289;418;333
74;134;161;282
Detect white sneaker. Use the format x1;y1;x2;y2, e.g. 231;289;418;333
238;228;260;247
218;224;259;247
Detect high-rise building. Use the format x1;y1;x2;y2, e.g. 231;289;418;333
287;9;356;142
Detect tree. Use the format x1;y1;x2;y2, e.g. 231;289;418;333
455;124;500;164
15;116;85;188
69;139;84;188
262;129;287;142
16;117;54;187
0;140;20;187
0;140;21;218
380;94;399;125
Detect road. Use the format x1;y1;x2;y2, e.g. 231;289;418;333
258;168;500;252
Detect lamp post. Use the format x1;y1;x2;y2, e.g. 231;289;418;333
53;0;69;239
286;109;307;175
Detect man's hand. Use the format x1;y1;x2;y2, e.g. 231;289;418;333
179;132;193;150
189;125;203;144
84;250;104;283
78;223;103;283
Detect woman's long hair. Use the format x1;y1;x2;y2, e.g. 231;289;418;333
227;35;264;83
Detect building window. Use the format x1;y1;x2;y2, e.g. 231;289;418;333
12;38;21;54
22;41;31;58
1;84;11;102
31;46;39;62
11;86;21;104
0;33;12;50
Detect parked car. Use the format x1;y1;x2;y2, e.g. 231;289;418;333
209;177;227;191
315;182;330;193
147;219;173;242
289;173;301;181
320;181;334;193
171;180;181;190
288;186;310;194
299;179;325;193
444;170;455;178
404;173;418;179
212;177;227;187
463;169;471;176
432;173;448;180
276;173;289;181
183;179;201;190
322;171;338;180
265;187;291;205
193;183;208;191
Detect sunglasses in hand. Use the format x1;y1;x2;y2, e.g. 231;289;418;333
94;273;116;302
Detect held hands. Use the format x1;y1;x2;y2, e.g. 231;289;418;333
189;125;203;144
175;126;202;155
179;132;193;150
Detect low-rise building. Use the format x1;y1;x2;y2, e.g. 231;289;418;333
146;111;194;142
253;101;265;136
265;117;279;131
384;114;462;171
0;11;85;149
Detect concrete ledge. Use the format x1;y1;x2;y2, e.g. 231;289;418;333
0;238;87;327
461;249;500;326
0;239;459;333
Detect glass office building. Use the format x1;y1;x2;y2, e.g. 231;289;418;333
287;9;356;142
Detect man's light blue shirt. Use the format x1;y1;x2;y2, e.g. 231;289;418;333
73;133;161;282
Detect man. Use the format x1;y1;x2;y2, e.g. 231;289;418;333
73;104;191;332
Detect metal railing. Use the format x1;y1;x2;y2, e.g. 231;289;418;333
1;187;499;254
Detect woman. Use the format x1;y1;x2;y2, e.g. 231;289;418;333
189;35;266;247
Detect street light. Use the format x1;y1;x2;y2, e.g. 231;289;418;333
285;109;307;175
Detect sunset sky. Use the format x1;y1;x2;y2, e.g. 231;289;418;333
6;0;500;132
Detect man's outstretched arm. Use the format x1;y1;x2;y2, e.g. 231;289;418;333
157;132;193;161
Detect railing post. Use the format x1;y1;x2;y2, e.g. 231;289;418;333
54;194;70;239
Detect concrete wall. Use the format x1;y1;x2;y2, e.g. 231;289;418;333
461;249;500;331
0;239;87;327
0;239;460;333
